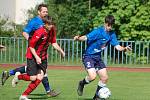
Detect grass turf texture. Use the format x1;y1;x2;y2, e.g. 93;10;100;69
0;68;150;100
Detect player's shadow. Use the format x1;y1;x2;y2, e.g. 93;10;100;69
30;93;46;96
78;98;93;100
78;98;116;100
29;93;48;99
13;93;54;100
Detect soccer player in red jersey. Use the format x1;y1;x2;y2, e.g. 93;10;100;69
1;4;61;97
12;15;65;100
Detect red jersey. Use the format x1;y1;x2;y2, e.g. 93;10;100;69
26;27;56;60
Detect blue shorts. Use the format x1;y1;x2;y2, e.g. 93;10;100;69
82;55;106;70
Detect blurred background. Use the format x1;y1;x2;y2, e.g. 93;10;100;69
0;0;150;66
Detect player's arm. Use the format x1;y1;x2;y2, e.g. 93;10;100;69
29;47;41;64
50;27;65;57
22;32;29;40
74;28;100;41
29;31;42;64
110;33;132;52
74;35;87;41
115;45;132;52
0;45;6;51
52;43;65;57
22;19;34;40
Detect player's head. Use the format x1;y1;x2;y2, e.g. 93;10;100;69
104;15;115;32
43;15;54;31
37;4;48;19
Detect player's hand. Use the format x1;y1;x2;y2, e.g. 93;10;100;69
35;56;41;64
61;52;65;57
0;45;6;51
74;36;79;40
125;45;132;51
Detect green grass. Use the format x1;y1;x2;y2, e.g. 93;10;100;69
107;64;150;68
1;68;150;100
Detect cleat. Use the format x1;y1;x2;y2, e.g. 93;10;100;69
19;95;31;100
93;95;101;100
12;72;20;87
1;71;10;86
47;89;61;97
93;98;101;100
77;81;84;96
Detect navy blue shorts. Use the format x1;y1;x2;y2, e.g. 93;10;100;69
82;55;106;70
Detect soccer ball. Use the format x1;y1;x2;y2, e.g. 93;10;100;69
98;87;111;99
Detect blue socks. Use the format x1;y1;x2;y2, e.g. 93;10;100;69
42;76;51;93
9;69;15;75
9;66;26;76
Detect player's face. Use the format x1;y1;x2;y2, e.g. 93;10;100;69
105;23;112;32
38;7;48;18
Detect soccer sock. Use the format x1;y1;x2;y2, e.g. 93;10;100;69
96;81;106;95
42;76;51;93
93;81;106;99
82;76;92;85
18;74;30;81
9;70;15;76
9;66;26;76
22;79;41;96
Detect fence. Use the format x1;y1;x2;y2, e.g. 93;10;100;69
0;37;150;65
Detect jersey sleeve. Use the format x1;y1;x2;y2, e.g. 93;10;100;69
23;19;35;34
51;27;56;43
29;29;42;48
110;33;119;46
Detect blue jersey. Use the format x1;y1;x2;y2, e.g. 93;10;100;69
84;26;119;55
23;16;43;36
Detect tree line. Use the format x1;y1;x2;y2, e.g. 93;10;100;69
0;0;150;41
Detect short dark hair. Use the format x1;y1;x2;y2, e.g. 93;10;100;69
43;15;54;25
105;15;115;25
37;4;48;11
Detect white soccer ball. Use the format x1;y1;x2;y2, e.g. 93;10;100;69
98;87;111;99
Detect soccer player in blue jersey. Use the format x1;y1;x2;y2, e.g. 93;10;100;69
74;15;132;100
1;4;60;97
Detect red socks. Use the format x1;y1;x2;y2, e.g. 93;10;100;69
22;79;41;96
18;74;30;81
18;74;42;96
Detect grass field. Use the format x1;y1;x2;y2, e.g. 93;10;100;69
1;67;150;100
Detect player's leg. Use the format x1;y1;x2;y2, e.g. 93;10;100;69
93;59;108;100
77;68;96;96
42;73;60;97
1;70;9;85
10;66;27;75
12;59;37;87
20;70;44;100
19;59;43;100
77;55;96;96
1;66;26;86
42;73;51;92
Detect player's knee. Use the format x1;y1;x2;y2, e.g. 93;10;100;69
101;75;108;82
30;76;37;81
89;73;97;81
37;74;44;80
37;76;44;80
